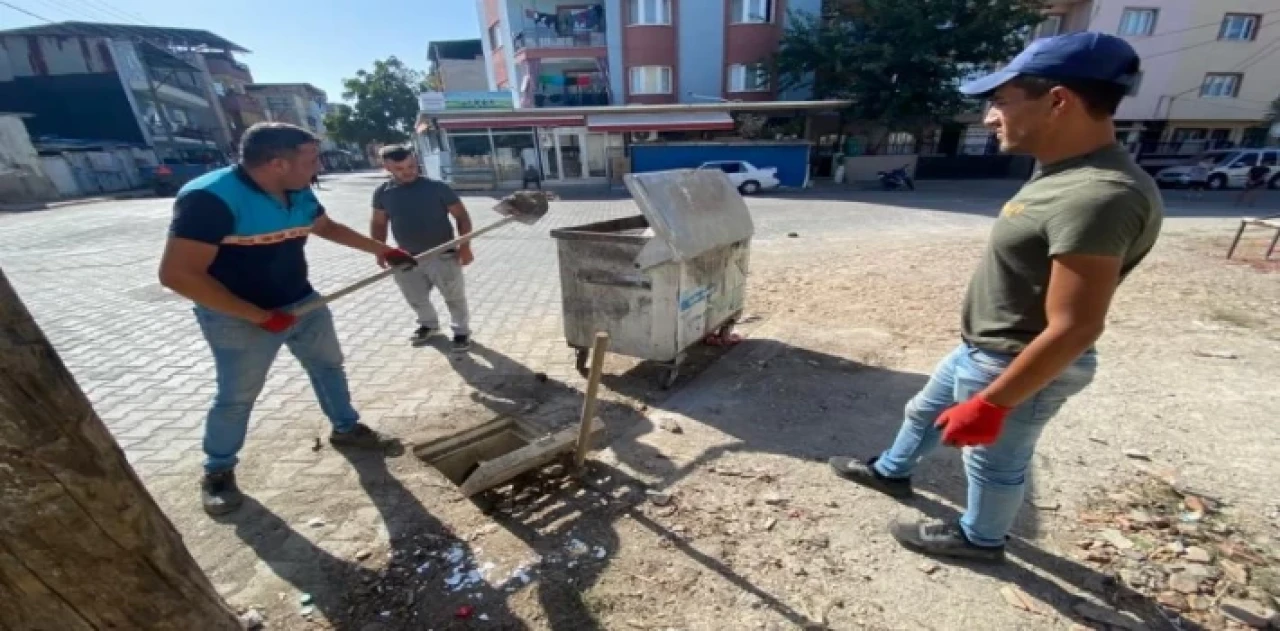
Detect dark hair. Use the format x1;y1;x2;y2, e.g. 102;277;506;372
1008;73;1133;118
379;145;414;162
239;123;318;167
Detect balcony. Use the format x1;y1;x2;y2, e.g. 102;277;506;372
514;28;606;53
148;124;219;145
222;92;264;116
205;57;253;84
532;89;611;107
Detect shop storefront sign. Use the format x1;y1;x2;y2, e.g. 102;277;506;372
419;91;514;112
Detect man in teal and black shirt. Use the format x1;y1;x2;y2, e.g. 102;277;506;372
159;122;416;516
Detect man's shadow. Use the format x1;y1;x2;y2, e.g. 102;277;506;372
215;444;529;630
437;340;680;481
483;461;830;631
598;336;1192;629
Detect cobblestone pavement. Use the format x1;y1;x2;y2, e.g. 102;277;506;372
0;172;1251;626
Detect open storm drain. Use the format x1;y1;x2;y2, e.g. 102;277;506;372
412;416;600;498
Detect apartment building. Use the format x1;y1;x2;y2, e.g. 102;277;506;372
429;39;489;91
203;51;267;149
0;23;232;160
476;0;821;108
1028;0;1280;152
244;83;332;149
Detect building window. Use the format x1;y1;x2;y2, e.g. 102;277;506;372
1200;73;1242;98
1220;14;1260;41
1118;8;1158;36
628;0;671;26
730;0;773;24
1033;14;1064;39
629;66;672;94
727;63;770;92
488;24;501;49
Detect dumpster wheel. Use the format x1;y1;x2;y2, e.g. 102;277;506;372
661;365;680;389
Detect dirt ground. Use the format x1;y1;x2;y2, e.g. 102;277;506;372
212;221;1280;631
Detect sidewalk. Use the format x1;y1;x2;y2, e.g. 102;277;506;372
0;188;155;213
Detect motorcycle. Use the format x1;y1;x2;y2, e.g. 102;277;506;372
877;164;915;191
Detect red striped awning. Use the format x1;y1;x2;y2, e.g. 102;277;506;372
438;115;585;130
586;111;735;132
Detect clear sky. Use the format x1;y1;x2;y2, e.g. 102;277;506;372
0;0;481;101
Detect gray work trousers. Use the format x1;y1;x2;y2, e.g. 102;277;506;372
391;253;470;336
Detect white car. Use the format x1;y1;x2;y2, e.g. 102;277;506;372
696;160;780;195
1156;148;1279;190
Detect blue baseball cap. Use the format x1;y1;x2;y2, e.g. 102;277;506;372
960;32;1141;96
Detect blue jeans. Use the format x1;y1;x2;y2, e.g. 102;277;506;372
874;343;1096;547
195;294;360;474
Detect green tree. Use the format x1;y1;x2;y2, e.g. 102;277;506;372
776;0;1045;145
324;56;431;146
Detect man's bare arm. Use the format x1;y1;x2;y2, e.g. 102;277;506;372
158;238;270;323
978;254;1120;408
371;208;390;245
312;213;390;255
447;202;473;238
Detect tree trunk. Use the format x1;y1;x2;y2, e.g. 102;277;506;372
0;267;240;630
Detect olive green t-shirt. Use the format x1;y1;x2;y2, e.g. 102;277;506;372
960;143;1163;354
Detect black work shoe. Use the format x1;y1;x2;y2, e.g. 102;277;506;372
828;455;914;499
201;470;244;516
889;518;1006;563
411;326;437;346
451;334;472;353
329;423;399;452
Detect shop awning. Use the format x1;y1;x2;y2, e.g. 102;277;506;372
586;111;735;132
437;115;584;130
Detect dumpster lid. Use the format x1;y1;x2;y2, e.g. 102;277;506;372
624;169;754;270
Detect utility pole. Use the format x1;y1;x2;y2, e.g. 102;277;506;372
0;266;240;630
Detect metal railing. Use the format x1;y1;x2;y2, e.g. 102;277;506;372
513;29;606;52
532;90;611;107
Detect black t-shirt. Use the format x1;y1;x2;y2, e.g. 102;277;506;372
169;166;325;310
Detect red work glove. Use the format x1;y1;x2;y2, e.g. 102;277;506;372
258;310;297;334
937;396;1010;447
378;247;416;270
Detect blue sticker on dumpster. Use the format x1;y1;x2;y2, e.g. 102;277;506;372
679;285;713;311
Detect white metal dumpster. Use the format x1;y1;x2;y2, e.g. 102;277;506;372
550;169;753;386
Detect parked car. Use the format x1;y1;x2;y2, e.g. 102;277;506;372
1155;148;1280;190
696;160;780;195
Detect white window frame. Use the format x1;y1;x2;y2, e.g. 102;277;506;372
1200;73;1242;98
629;66;672;95
628;0;672;26
1118;8;1158;36
727;63;771;93
1033;14;1064;39
730;0;774;24
1219;14;1260;41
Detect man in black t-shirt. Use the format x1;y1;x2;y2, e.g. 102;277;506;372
158;123;415;516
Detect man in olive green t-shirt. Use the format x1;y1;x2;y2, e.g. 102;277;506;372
829;32;1163;562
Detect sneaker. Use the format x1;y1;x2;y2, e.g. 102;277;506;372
329;423;397;451
201;470;244;516
411;326;437;346
888;518;1006;563
828;455;914;499
451;334;472;353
